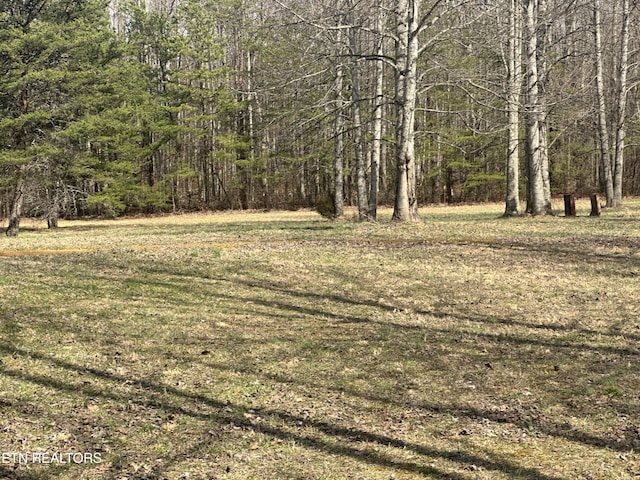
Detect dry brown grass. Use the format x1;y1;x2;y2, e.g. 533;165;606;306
0;200;639;479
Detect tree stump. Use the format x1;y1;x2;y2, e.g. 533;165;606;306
563;194;576;217
590;194;601;216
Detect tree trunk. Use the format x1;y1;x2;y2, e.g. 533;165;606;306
612;0;629;207
504;0;522;217
349;15;369;220
593;0;614;206
47;181;60;229
6;178;25;237
369;7;385;220
392;0;420;222
524;0;550;215
538;0;551;212
333;30;345;218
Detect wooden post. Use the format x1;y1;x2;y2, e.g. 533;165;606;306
590;194;601;216
563;194;576;217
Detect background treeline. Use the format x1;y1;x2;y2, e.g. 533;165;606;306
1;0;640;232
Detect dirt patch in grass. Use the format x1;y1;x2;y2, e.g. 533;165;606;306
1;202;640;479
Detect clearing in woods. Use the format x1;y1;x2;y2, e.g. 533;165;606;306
0;200;639;479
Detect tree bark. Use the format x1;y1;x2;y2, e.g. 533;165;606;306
593;0;614;206
47;181;60;229
524;0;550;215
612;0;629;207
369;6;385;220
504;0;522;217
537;0;551;212
333;29;345;218
348;13;369;220
6;178;25;237
392;0;420;222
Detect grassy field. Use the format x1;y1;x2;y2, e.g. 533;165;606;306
1;199;639;480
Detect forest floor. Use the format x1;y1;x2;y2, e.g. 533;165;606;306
1;199;639;480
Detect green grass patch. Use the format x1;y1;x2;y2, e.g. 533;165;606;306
1;202;640;479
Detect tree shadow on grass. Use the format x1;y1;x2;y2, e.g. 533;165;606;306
184;272;640;358
93;264;638;361
484;237;640;272
0;343;569;480
4;244;638;478
174;275;639;451
49;260;639;452
222;272;640;344
128;252;640;346
201;352;640;456
118;257;640;358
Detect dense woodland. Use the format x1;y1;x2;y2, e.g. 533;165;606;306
1;0;640;233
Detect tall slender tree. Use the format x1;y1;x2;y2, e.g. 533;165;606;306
523;0;551;215
392;0;421;221
348;4;369;220
369;5;386;219
504;0;523;216
333;25;346;218
612;0;630;207
593;0;614;206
